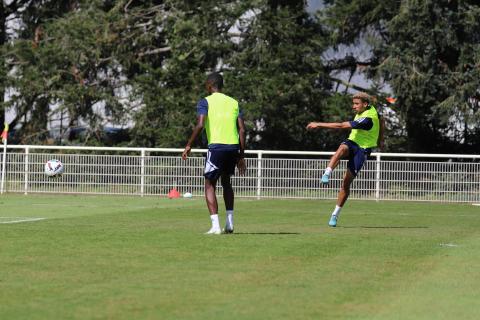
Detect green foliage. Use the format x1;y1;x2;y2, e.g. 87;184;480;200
128;0;336;150
4;0;479;152
228;1;333;150
130;0;243;147
381;0;480;152
325;0;480;153
2;0;337;149
4;1;126;143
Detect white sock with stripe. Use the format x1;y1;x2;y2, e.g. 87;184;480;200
332;205;342;217
226;210;234;229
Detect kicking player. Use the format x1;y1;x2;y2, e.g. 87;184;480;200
306;92;384;227
182;72;246;234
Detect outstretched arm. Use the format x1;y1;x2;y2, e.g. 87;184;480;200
182;114;206;160
237;117;246;175
306;121;352;130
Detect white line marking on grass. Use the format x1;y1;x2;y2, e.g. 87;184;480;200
397;213;472;217
32;203;108;207
32;203;72;206
0;217;46;224
440;243;459;248
472;203;480;206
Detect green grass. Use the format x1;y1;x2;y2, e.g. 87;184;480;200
1;194;479;320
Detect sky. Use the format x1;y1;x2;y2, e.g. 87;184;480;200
307;0;391;94
307;0;324;12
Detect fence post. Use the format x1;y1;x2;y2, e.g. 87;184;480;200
24;147;29;195
140;149;145;197
256;151;262;199
375;153;381;202
0;143;6;194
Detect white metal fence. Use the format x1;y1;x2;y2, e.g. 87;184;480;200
1;145;479;202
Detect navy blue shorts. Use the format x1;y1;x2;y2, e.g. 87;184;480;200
204;149;239;181
341;140;371;176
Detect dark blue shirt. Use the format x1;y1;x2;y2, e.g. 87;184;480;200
196;98;243;118
349;117;373;130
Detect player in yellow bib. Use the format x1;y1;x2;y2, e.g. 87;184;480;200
182;73;246;234
307;92;384;227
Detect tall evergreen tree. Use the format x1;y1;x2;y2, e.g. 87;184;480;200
1;0;34;131
129;0;245;147
2;0;86;142
3;1;127;144
228;1;334;150
324;0;480;153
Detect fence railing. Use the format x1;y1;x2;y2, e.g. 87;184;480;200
1;145;479;202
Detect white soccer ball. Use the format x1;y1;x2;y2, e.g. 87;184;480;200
183;192;193;198
44;159;64;177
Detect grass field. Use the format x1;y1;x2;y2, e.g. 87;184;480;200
1;194;479;320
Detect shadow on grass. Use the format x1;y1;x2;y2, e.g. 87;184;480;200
234;232;301;235
339;226;428;229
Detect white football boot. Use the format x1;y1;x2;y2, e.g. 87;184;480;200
205;227;221;235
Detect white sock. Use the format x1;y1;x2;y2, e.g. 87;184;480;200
210;214;220;229
226;210;234;228
325;167;333;175
332;205;342;217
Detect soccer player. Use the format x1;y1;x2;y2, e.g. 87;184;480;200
182;72;246;234
306;92;384;227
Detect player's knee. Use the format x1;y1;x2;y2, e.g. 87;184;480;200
339;144;349;155
205;179;216;189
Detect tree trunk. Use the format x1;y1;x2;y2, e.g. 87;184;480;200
405;105;436;153
0;1;6;127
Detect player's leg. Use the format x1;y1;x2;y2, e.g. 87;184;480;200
204;150;221;234
221;173;234;233
204;178;221;234
337;170;355;207
329;169;355;227
205;178;218;216
328;143;367;227
221;150;238;233
221;173;234;210
322;143;349;184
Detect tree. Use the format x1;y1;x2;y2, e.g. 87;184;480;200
2;0;82;142
324;0;480;153
383;0;480;152
228;1;335;150
1;0;35;132
129;0;248;148
128;0;336;150
4;0;247;147
3;0;128;144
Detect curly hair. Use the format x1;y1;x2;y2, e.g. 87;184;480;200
352;92;371;103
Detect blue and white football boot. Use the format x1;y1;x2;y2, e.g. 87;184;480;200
321;172;330;185
328;215;337;227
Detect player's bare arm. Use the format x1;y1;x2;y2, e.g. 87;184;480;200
237;116;246;175
182;114;206;160
306;121;352;130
